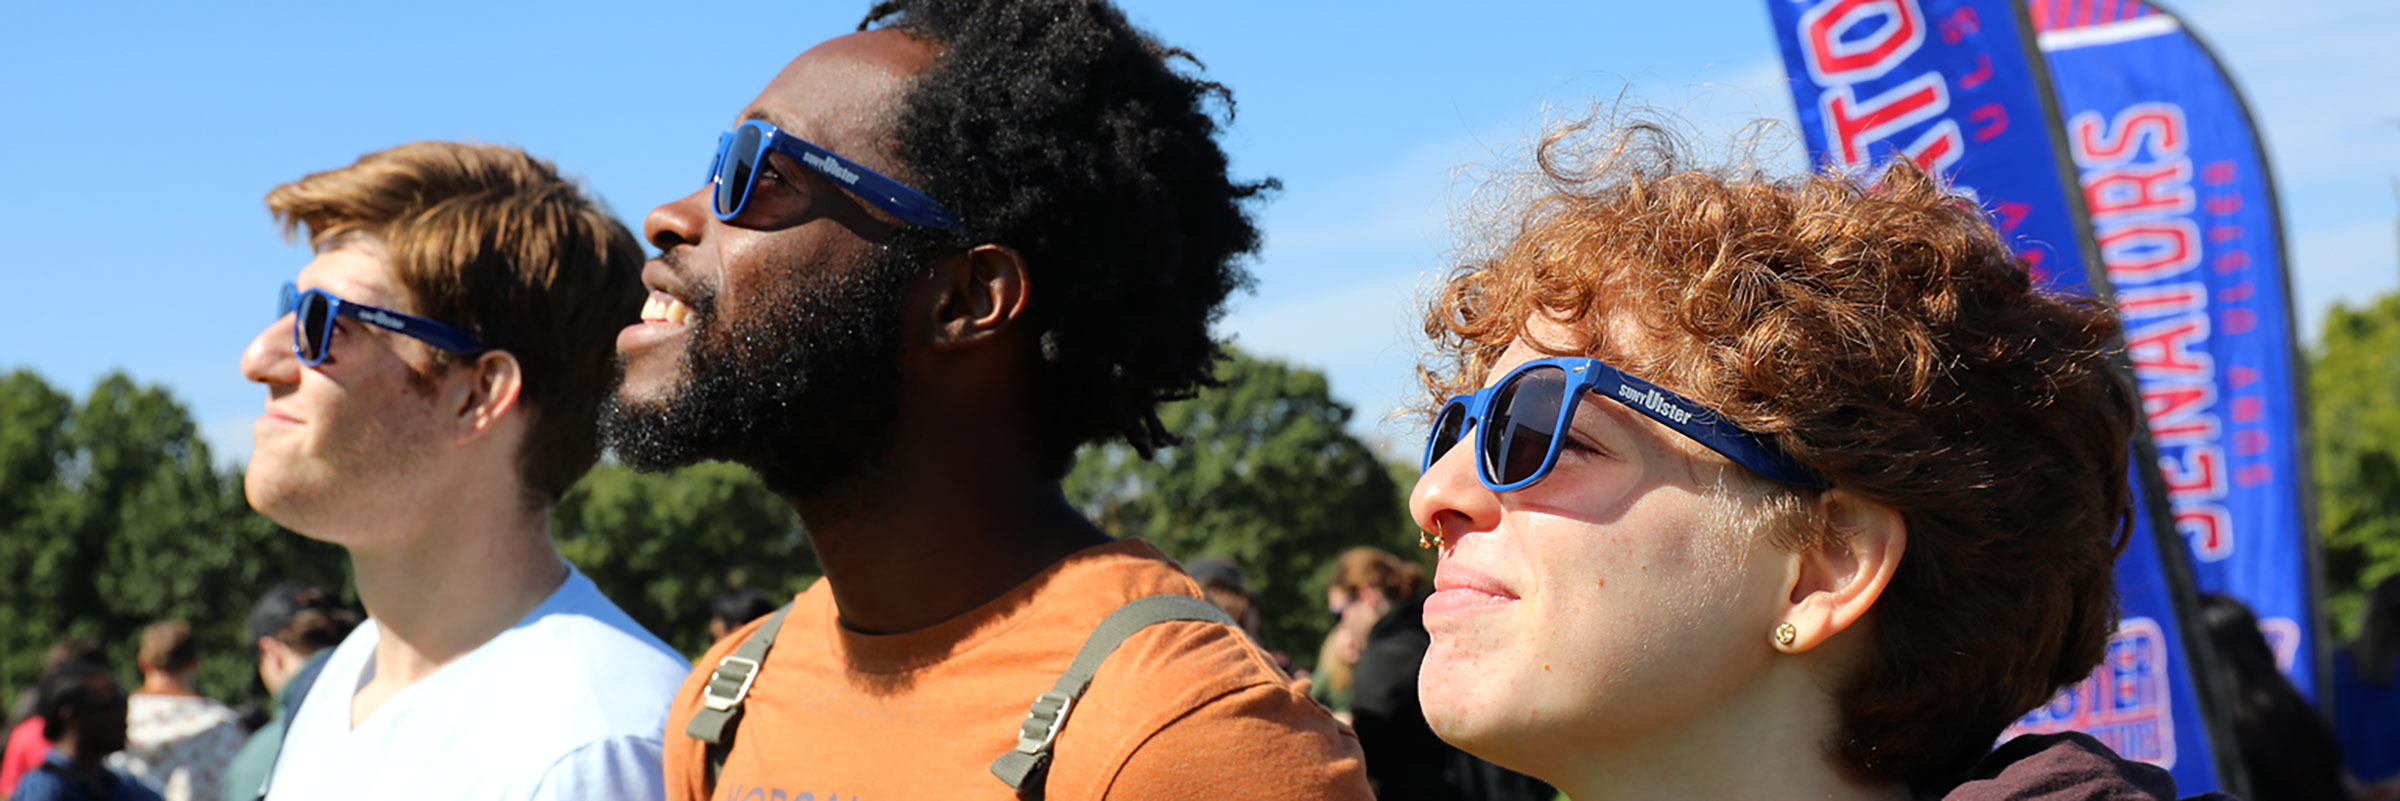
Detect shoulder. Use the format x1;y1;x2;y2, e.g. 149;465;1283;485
117;770;166;801
1037;547;1369;799
9;766;68;801
500;571;693;733
1941;733;2219;801
529;734;667;801
1086;678;1370;801
661;585;816;799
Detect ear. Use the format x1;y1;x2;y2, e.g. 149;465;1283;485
1776;489;1907;653
447;350;524;442
926;244;1032;351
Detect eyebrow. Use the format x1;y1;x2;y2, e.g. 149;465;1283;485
738;108;803;136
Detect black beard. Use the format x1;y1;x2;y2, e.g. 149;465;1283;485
600;247;911;498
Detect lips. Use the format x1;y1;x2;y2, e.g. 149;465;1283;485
253;405;302;440
1424;558;1520;620
257;401;302;426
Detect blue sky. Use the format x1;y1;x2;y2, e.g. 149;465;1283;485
2;0;2392;467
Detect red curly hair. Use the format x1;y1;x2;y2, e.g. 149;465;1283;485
1421;119;2138;789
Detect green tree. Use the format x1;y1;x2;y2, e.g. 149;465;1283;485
1065;349;1420;665
553;462;816;658
2312;292;2400;639
0;370;348;712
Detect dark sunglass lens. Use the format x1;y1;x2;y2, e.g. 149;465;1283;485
298;292;332;361
1484;366;1568;486
1426;403;1467;470
716;126;762;216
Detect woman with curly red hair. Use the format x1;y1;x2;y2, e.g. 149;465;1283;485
1408;119;2229;800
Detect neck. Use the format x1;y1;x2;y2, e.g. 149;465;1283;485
1548;656;1910;801
790;393;1109;636
50;739;102;772
137;673;196;697
347;480;566;687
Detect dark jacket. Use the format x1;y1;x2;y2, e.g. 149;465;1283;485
1937;733;2240;800
1349;592;1552;801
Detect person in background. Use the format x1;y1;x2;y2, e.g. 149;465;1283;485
11;663;160;801
218;584;359;801
1409;120;2223;799
2196;594;2350;801
2337;575;2400;801
4;641;109;797
706;589;779;642
111;622;242;801
1330;547;1551;801
1310;627;1357;720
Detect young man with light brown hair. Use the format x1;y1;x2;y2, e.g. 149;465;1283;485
239;142;686;801
111;620;242;801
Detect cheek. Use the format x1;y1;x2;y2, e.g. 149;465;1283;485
1424;493;1775;753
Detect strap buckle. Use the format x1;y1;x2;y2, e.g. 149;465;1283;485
701;655;763;712
1014;691;1076;754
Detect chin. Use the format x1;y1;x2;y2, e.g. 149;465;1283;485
1419;639;1510;743
1419;636;1571;772
243;463;345;544
614;350;687;401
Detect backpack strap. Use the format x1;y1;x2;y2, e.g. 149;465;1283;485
989;594;1235;799
254;650;333;799
684;604;794;794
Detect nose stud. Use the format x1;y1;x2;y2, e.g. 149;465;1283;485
1419;522;1447;550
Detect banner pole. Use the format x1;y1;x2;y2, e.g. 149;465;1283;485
2006;0;2250;795
2144;0;2332;716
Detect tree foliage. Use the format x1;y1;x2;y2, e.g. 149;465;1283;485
0;370;348;713
1065;349;1422;665
2311;292;2400;639
552;462;817;658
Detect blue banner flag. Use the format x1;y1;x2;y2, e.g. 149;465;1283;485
1762;0;2233;792
2032;0;2323;701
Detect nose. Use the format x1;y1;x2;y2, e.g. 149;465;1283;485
646;187;712;253
241;313;300;386
1410;424;1502;551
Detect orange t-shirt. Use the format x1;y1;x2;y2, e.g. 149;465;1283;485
662;539;1372;801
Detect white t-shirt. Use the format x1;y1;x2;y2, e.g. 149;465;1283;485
263;566;689;801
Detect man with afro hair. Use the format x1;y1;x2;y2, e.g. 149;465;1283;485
606;1;1371;798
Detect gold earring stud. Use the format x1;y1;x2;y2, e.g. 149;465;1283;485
1774;622;1798;648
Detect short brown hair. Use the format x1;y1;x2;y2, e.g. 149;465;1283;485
138;619;198;674
1422;121;2137;788
266;142;646;503
1330;546;1422;600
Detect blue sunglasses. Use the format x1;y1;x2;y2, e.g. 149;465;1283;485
279;283;486;367
1425;357;1829;492
709;119;965;233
